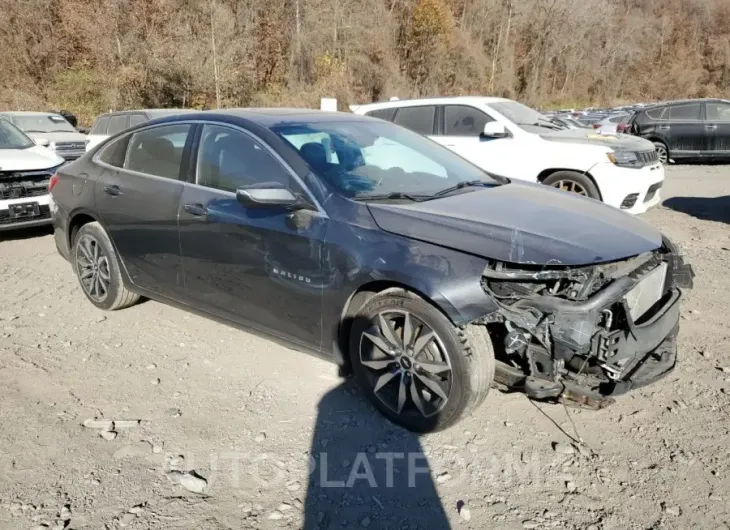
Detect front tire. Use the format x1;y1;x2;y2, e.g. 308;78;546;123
542;171;601;200
349;289;495;432
73;222;140;311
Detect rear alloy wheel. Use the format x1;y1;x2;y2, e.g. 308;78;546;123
73;222;140;311
542;171;601;201
349;290;494;432
653;142;669;165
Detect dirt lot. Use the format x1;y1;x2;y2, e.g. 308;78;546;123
1;165;729;530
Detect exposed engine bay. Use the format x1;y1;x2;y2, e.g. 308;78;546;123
476;237;695;408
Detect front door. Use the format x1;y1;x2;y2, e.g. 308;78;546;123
432;104;520;179
94;123;193;297
178;123;326;349
665;102;705;157
704;100;730;159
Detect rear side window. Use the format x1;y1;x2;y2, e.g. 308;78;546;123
124;124;192;180
393;106;436;135
669;103;701;120
364;108;397;121
97;135;130;167
706;102;730;122
90;116;110;135
444;105;493;136
129;114;146;127
107;114;130;135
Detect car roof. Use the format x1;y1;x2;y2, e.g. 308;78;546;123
148;108;381;128
353;96;513;112
645;98;730;108
1;111;64;117
99;109;196;117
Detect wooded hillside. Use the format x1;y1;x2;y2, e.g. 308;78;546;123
1;0;729;122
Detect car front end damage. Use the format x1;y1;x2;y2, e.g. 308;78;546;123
476;237;694;408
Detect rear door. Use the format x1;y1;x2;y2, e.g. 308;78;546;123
665;102;704;157
391;105;437;136
178;123;326;348
95;123;194;297
703;101;730;158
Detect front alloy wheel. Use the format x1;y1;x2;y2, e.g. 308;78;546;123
360;310;452;418
349;290;495;432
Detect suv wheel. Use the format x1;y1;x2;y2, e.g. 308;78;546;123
349;289;494;432
73;222;140;311
653;141;669;164
542;171;601;200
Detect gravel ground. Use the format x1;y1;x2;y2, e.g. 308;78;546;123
0;165;729;530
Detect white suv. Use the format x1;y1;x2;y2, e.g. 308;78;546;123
353;97;664;214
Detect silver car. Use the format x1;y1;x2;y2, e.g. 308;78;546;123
595;113;632;135
0;111;88;161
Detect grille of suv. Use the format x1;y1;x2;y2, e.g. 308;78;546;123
0;205;51;225
636;150;658;165
0;170;53;200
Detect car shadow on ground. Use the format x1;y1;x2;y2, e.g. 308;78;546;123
303;380;450;529
0;225;53;242
663;196;730;224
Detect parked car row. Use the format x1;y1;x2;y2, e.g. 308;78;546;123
544;98;730;164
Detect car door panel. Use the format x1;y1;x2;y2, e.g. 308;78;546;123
178;124;326;349
664;103;704;156
704;101;730;157
94;123;193;298
432;104;523;180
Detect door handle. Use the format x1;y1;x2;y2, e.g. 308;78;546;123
658;125;671;130
183;203;208;217
705;124;718;130
103;185;123;196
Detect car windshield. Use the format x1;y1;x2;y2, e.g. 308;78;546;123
272;120;503;200
488;101;565;131
0;120;34;149
12;114;76;133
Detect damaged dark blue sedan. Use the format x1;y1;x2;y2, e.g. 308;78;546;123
49;109;694;432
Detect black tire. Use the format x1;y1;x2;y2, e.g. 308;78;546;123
542;171;601;200
72;221;140;311
349;289;495;433
653;141;669;165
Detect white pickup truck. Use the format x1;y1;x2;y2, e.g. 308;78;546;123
353;97;664;214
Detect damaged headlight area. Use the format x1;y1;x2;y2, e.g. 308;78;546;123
476;238;695;408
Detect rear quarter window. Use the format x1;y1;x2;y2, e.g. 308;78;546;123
364;108;397;122
644;107;667;120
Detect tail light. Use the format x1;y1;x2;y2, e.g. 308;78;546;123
592;123;600;129
48;173;59;192
616;123;629;133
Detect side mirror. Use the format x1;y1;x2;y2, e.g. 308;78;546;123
35;138;51;147
236;186;302;209
481;122;508;139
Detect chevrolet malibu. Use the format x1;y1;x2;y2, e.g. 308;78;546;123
50;110;694;432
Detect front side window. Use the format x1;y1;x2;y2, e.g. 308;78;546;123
90;115;110;135
393;106;436;135
124;124;191;179
444;105;493;136
273;120;500;199
107;115;130;135
196;124;292;192
706;102;730;122
669;103;701;120
0;120;34;150
12;114;76;133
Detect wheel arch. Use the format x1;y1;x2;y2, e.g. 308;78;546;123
536;168;603;201
335;280;462;371
67;208;103;249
